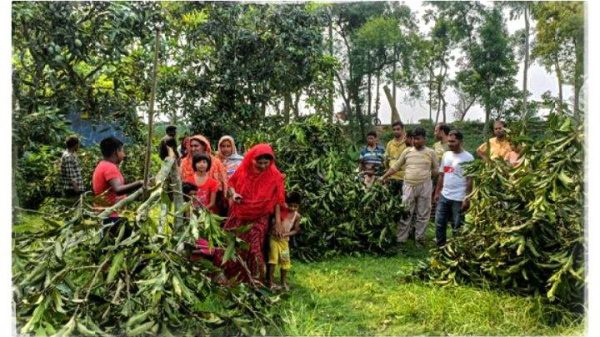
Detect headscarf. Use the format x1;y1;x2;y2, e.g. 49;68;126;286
228;144;286;221
180;135;228;191
217;136;244;177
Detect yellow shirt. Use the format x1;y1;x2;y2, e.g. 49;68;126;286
392;147;438;186
433;141;449;163
477;137;511;160
385;138;407;180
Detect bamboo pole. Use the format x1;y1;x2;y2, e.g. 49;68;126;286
143;27;161;193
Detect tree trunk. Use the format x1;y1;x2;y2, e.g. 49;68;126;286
328;9;335;123
367;61;372;119
283;93;291;124
383;85;400;123
261;101;267;118
392;46;397;103
375;71;381;121
555;56;564;114
428;69;434;122
522;4;530;119
293;91;301;118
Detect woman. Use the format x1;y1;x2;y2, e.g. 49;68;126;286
180;135;228;193
214;144;286;285
217;135;244;178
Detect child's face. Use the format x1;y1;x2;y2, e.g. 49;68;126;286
219;140;233;157
367;135;377;146
287;203;300;212
196;160;209;173
116;146;126;163
413;135;425;148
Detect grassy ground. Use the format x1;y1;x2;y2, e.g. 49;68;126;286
272;241;585;336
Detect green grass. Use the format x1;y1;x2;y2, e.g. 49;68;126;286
272;242;585;336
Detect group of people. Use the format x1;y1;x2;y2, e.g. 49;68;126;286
357;120;519;248
58;120;518;288
59;127;300;290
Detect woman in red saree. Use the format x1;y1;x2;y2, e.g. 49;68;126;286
214;144;286;285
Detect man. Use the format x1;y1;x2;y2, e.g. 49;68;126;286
380;127;438;248
92;137;144;224
158;125;178;158
433;123;451;163
476;121;511;160
60;135;85;197
433;130;474;247
359;131;385;175
384;121;407;196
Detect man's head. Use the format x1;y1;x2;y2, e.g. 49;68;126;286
493;121;506;139
412;127;426;149
189;138;206;156
192;153;212;173
65;135;80;151
286;191;302;212
166;125;177;138
366;131;378;147
100;137;125;163
434;123;450;141
159;136;179;161
447;130;464;152
391;121;404;139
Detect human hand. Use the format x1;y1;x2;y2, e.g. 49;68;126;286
433;193;440;204
232;192;243;203
461;198;470;212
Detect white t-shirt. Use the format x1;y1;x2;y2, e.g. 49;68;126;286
439;150;474;201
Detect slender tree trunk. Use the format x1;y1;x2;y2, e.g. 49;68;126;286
375;71;381;121
328;10;335;123
261;101;267;118
428;69;434;122
522;4;530;119
293;91;301;118
392;46;397;103
283;93;291;124
555;56;564;114
367;64;372;119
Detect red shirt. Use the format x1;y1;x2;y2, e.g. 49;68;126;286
186;175;219;213
92;160;125;217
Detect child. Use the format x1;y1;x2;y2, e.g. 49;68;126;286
380;127;438;248
267;191;302;291
504;140;523;167
357;162;376;188
186;154;219;213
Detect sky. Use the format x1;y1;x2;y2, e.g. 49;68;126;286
322;0;574;124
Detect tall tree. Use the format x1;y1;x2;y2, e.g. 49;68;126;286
532;2;584;118
455;8;518;128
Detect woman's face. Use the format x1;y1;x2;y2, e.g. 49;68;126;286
220;140;233;157
190;140;205;155
195;160;209;173
254;158;271;172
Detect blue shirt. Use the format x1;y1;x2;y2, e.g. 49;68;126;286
359;144;385;169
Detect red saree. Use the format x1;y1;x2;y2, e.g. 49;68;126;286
214;144;286;283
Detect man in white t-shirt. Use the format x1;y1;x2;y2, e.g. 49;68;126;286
433;130;474;247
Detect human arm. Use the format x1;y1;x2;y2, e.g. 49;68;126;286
109;179;144;196
476;143;487;160
434;173;444;204
273;204;284;239
283;215;301;238
379;149;407;182
206;191;217;211
430;150;439;178
462;177;473;211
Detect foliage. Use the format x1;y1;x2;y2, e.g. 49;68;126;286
13;161;280;336
415;114;584;315
242;116;404;261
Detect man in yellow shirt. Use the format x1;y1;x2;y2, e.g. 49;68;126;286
384;121;407;196
433;123;450;163
476;121;511;160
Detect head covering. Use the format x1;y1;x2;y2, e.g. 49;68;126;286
228;144;286;221
217;136;244;177
217;136;242;160
180;135;228;191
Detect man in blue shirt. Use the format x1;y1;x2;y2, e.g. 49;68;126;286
359;131;385;175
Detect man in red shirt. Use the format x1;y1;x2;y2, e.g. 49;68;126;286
92;137;144;225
